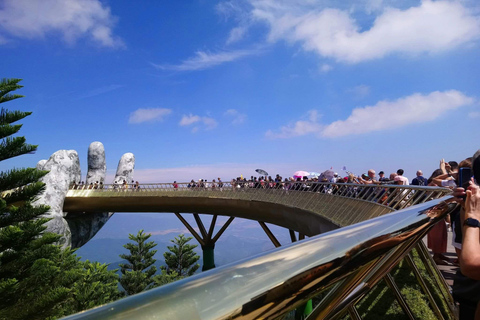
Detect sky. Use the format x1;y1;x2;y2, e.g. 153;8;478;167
1;0;480;183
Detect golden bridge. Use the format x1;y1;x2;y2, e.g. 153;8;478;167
63;181;457;320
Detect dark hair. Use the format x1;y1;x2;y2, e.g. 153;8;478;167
397;169;404;175
379;171;384;175
427;168;444;184
448;161;459;170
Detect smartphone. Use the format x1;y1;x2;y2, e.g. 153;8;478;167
458;167;472;190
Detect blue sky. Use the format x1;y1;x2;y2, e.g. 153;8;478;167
1;0;480;183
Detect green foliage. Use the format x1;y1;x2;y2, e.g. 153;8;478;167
0;78;122;319
66;261;122;313
153;269;183;287
162;234;200;277
354;249;453;320
119;229;158;295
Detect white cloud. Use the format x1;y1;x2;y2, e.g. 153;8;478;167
129;108;172;124
153;49;261;71
319;64;333;73
224;109;247;124
0;0;123;47
179;114;218;131
216;0;251;44
244;0;480;63
266;90;475;138
227;26;248;44
347;85;370;99
323;90;474;137
266;110;322;138
179;114;201;126
202;117;218;130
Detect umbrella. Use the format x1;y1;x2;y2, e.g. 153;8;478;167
321;169;335;181
255;169;268;176
293;170;309;179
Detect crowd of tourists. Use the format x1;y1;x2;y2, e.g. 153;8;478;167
66;152;480;319
70;179;140;190
421;151;480;320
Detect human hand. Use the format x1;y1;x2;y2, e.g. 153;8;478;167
440;159;447;174
465;180;480;220
445;162;452;173
35;141;135;248
452;186;466;208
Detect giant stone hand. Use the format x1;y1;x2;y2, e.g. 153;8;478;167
34;142;135;248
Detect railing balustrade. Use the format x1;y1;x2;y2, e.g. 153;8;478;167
62;196;458;320
66;182;451;227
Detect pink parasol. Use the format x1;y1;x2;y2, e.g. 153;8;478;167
293;170;309;179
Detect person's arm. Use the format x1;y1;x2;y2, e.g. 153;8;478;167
460;181;480;280
432;173;453;187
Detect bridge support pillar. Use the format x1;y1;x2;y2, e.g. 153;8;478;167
174;213;234;272
201;244;216;271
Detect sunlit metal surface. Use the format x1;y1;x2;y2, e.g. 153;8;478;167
62;196;457;320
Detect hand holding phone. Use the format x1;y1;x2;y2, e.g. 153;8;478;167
459;167;472;200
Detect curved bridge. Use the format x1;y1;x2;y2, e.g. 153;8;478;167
64;182;449;236
63;185;459;320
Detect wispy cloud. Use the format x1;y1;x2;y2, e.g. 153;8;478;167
319;64;333;73
179;114;218;131
230;0;480;63
346;85;370;100
322;90;474;137
152;49;262;71
266;110;322;139
0;0;124;48
224;109;247;124
129;108;172;124
266;90;475;138
79;84;124;99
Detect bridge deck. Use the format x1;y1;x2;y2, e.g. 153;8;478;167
65;183;450;234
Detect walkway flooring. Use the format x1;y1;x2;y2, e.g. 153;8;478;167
424;229;458;287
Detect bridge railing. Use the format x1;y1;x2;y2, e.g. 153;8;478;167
63;196;458;320
68;181;450;210
67;182;451;227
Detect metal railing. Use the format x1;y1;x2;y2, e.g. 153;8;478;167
63;196;458;320
66;181;451;227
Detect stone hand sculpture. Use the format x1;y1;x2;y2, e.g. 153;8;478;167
34;141;135;248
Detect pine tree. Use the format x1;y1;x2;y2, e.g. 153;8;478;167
152;269;182;287
119;229;158;295
0;78;121;319
0;78;69;319
162;234;200;277
67;261;122;313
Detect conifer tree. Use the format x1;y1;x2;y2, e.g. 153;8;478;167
162;234;200;277
67;261;122;313
0;78;68;319
0;78;121;319
119;229;158;295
